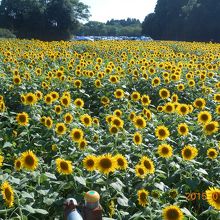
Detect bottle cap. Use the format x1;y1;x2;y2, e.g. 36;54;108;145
84;191;100;203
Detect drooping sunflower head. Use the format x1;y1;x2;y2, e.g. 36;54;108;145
137;189;149;207
157;144;173;158
155;125;170;140
181;145;198;160
206;187;220;210
162;205;184;220
21;150;38;171
83;155;97;172
55;158;73;175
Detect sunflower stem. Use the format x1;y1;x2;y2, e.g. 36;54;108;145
15;191;24;220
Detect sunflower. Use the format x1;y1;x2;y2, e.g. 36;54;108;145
54;105;62;114
74;79;82;88
44;94;53;105
216;105;220;115
25;92;37;105
155;125;170;140
181;145;198;160
197;111;212;124
157;144;173;158
152;77;161;87
171;94;178;103
1;181;14;207
101;96;110;106
13;75;22;85
21;150;38;171
214;93;220;102
176;104;189;116
207;148;218;159
80;114;92;127
114;154;128;170
55;158;73;175
140;156;155;174
111;116;124;128
64;113;73;124
164;102;175;113
206;187;220;210
141;95;151;106
96;154;117;175
133;132;142;145
109;125;118;134
131;91;141;101
83;155;97;171
159;88;170;99
151;190;160;199
177;123;189;136
133;116;146;129
157;106;163;112
35;90;43;100
78;139;88;150
135;164;147;179
74;98;84;108
193;98;206;109
55;123;67;135
169;189;178;199
113;109;122;117
114;89;124;99
50;91;59;101
177;83;185;91
0;155;4;167
128;112;136;121
95;79;102;88
16;112;29;126
203;121;219;135
70;128;84;142
137;189;149;207
60;96;71;107
14;158;22;171
45;117;53;129
162;205;184;220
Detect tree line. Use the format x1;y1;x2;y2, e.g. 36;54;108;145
142;0;220;42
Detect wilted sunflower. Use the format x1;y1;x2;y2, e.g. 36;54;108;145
64;113;73;124
55;158;73;175
157;144;173;158
21;150;38;171
80;114;92;127
177;123;189;136
203;121;219;135
133;132;143;145
114;154;128;170
137;189;149;207
169;189;178;199
135;164;147;179
133;116;146;129
197;111;212;124
159;88;170;99
140;156;155;174
0;155;4;167
16;112;29;126
1;181;14;207
96;154;117;175
114;89;124;99
193;98;206;109
155;125;170;140
207;148;218;159
206;187;220;210
14;158;22;171
162;205;184;220
55;123;67;135
70;128;84;142
181;145;198;160
83;155;97;171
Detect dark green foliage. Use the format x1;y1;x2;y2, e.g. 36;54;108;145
78;18;142;37
142;0;220;42
0;0;90;40
0;28;16;38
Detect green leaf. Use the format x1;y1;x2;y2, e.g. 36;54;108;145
21;191;34;199
23;205;35;213
34;209;48;215
38;189;49;195
117;196;129;207
110;182;123;192
10;176;20;184
45;172;57;180
3;142;12;148
74;176;86;186
181;207;197;220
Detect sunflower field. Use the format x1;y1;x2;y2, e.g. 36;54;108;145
0;39;219;220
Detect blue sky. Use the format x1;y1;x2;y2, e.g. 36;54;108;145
81;0;157;23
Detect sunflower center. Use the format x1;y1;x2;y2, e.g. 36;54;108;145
166;209;180;219
162;147;169;154
5;188;12;200
60;161;68;170
19;115;26;122
140;193;146;201
158;129;166;137
136;119;144;126
201;114;208;121
180;126;186;132
100;158;112;169
25;155;34;166
138;168;144;175
117;158;125;166
74;131;81;139
84;117;90;124
206;123;215;131
144;160;151;169
87;159;94;167
27;96;33;102
184;149;192;158
58;126;64;132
